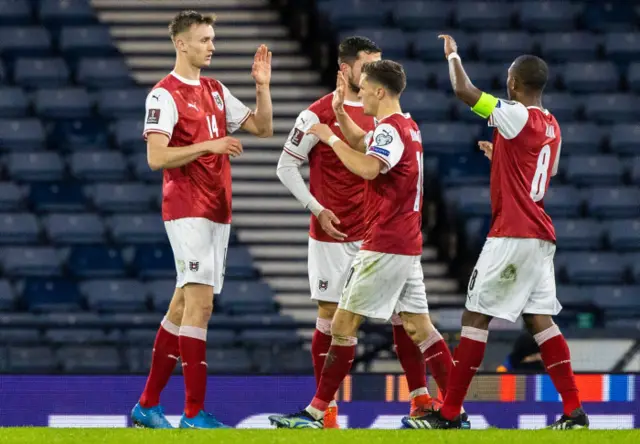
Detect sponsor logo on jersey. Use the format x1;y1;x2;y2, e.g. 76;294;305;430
318;279;328;292
212;91;224;111
370;146;390;157
189;261;200;272
290;128;304;146
187;102;199;111
146;109;161;124
375;129;393;146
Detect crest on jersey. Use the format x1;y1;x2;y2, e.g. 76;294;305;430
500;264;517;282
212;92;224;111
189;261;200;272
375;129;393;146
146;108;161;124
318;279;328;292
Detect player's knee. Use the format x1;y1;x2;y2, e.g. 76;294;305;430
182;284;214;323
317;301;338;320
522;314;554;335
461;309;491;329
330;310;361;337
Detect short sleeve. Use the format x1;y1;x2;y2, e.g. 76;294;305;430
366;123;404;174
488;99;529;140
283;109;320;161
220;82;252;133
143;87;178;140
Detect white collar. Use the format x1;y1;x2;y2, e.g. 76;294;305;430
377;112;411;123
171;71;200;86
527;105;549;115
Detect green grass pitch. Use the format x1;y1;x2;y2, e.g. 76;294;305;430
0;429;638;444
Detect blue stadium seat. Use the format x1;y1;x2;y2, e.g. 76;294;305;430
630;254;640;283
234;314;296;328
587;187;640;218
108;213;166;244
57;347;121;373
607;220;640;251
14;57;69;88
20;277;81;311
8;347;57;372
132;245;175;279
97;89;147;119
34;88;91;119
29;183;88;212
0;182;24;211
328;0;388;28
0;213;40;244
413;30;471;61
556;285;594;307
396;60;429;89
125;347;152;373
604;32;640;64
563;63;619;93
147;279;174;311
632;157;640;185
226;247;258;279
0;26;52;59
80;279;148;313
218;281;276;315
254;348;313;373
0;0;32;25
554;219;603;250
76;58;133;88
592;286;640;315
45;329;116;345
559;252;626;285
41;312;103;328
69;151;128;181
518;2;579;31
584;94;639;123
344;29;407;58
67;246;126;278
609;124;640;156
445;186;491;218
206;348;252;373
6;152;64;181
3;247;62;277
400;90;451;122
44;213;105;244
239;329;302;348
628;63;640;93
0;329;41;345
583;2;636;32
113;119;145;153
0;87;29;118
438;153;490;186
544;186;582;218
540;33;599;62
129;153;162;182
38;0;96;26
565;155;623;186
207;329;237;348
393;1;453;31
123;329;157;346
60;25;115;58
560;123;603;154
432;62;495;91
89;183;151;212
455;2;512;31
50;119;109;151
0;280;16;311
477;32;535;62
0;119;46;151
543;93;580;122
0;312;44;328
420;123;478;153
463;217;490;251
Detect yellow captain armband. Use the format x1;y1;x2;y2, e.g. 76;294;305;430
471;92;499;119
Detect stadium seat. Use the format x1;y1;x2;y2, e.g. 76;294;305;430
234;314;297;328
543;186;583;218
592;286;640;316
477;32;535;62
560;123;604;154
604;32;640;64
0;312;45;328
0;87;29;118
45;328;117;345
0;182;24;211
44;213;105;244
123;329;157;347
147;279;175;312
34;88;92;119
0;213;40;244
0;119;46;151
539;33;600;62
328;0;388;28
583;2;636;32
20;277;82;311
41;312;103;329
400;90;450;122
607;220;640;251
393;2;453;31
541;93;580;122
132;245;175;279
69;151;128;181
560;252;626;285
445;186;491;218
556;285;594;307
609;124;640;156
226;247;259;279
67;246;126;278
413;30;471;61
455;2;512;31
89;183;151;212
630;254;640;283
239;329;302;348
554;219;603;250
395;60;430;89
107;213;166;244
587;187;640;218
207;329;237;348
584;94;640;123
0;280;16;311
628;63;640;92
8;347;57;373
563;63;619;93
218;281;276;314
344;29;407;59
6;152;65;182
57;346;122;373
437;153;490;186
29;183;88;213
3;247;62;277
432;62;495;91
0;329;41;345
59;26;115;58
419;123;478;153
129;153;162;182
0;0;33;25
14;57;70;88
38;0;96;26
631;157;640;185
518;2;579;31
76;58;133;88
113;119;145;153
97;89;147;119
0;26;52;59
564;155;623;185
80;279;148;313
463;217;490;251
206;348;252;373
50;119;110;151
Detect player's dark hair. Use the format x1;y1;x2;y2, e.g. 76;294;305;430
338;36;382;66
362;60;406;96
512;55;548;93
169;10;216;39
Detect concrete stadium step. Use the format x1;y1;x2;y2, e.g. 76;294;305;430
116;40;299;56
234;214;310;228
133;70;316;86
249;245;308;260
97;10;279;25
110;25;288;40
126;55;308;70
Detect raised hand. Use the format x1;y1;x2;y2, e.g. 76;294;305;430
438;34;458;58
307;123;335;144
206;136;243;157
318;209;347;241
251;44;272;86
478;140;493;161
332;71;347;114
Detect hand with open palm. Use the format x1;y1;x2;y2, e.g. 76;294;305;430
251;44;272;86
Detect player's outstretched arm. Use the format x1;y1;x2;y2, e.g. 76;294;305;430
240;44;273;138
333;71;367;152
146;133;243;170
439;35;482;108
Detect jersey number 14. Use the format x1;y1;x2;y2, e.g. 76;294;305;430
206;115;219;139
530;144;551;203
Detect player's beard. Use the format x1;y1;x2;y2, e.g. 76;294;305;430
348;73;360;94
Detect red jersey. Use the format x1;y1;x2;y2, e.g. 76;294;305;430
361;113;424;256
142;71;251;223
283;93;375;242
486;100;561;242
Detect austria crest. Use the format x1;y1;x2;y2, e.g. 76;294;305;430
318;279;328;292
212;91;224;111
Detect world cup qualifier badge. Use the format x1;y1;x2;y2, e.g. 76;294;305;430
189;261;200;272
318;279;328;292
212;91;224;111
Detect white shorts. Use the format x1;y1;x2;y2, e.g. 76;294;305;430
466;237;562;323
338;250;429;321
164;217;230;294
308;238;362;303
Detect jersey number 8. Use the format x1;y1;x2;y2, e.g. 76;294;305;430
530;144;551;203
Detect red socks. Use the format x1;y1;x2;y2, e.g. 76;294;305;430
534;325;581;416
179;326;208;418
310;337;357;411
440;326;488;420
311;318;333;386
419;329;454;397
391;316;427;392
139;317;180;408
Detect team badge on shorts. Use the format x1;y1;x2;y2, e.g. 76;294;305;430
318;279;328;292
500;264;517;282
177;259;186;273
189;261;200;272
212;92;224;111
